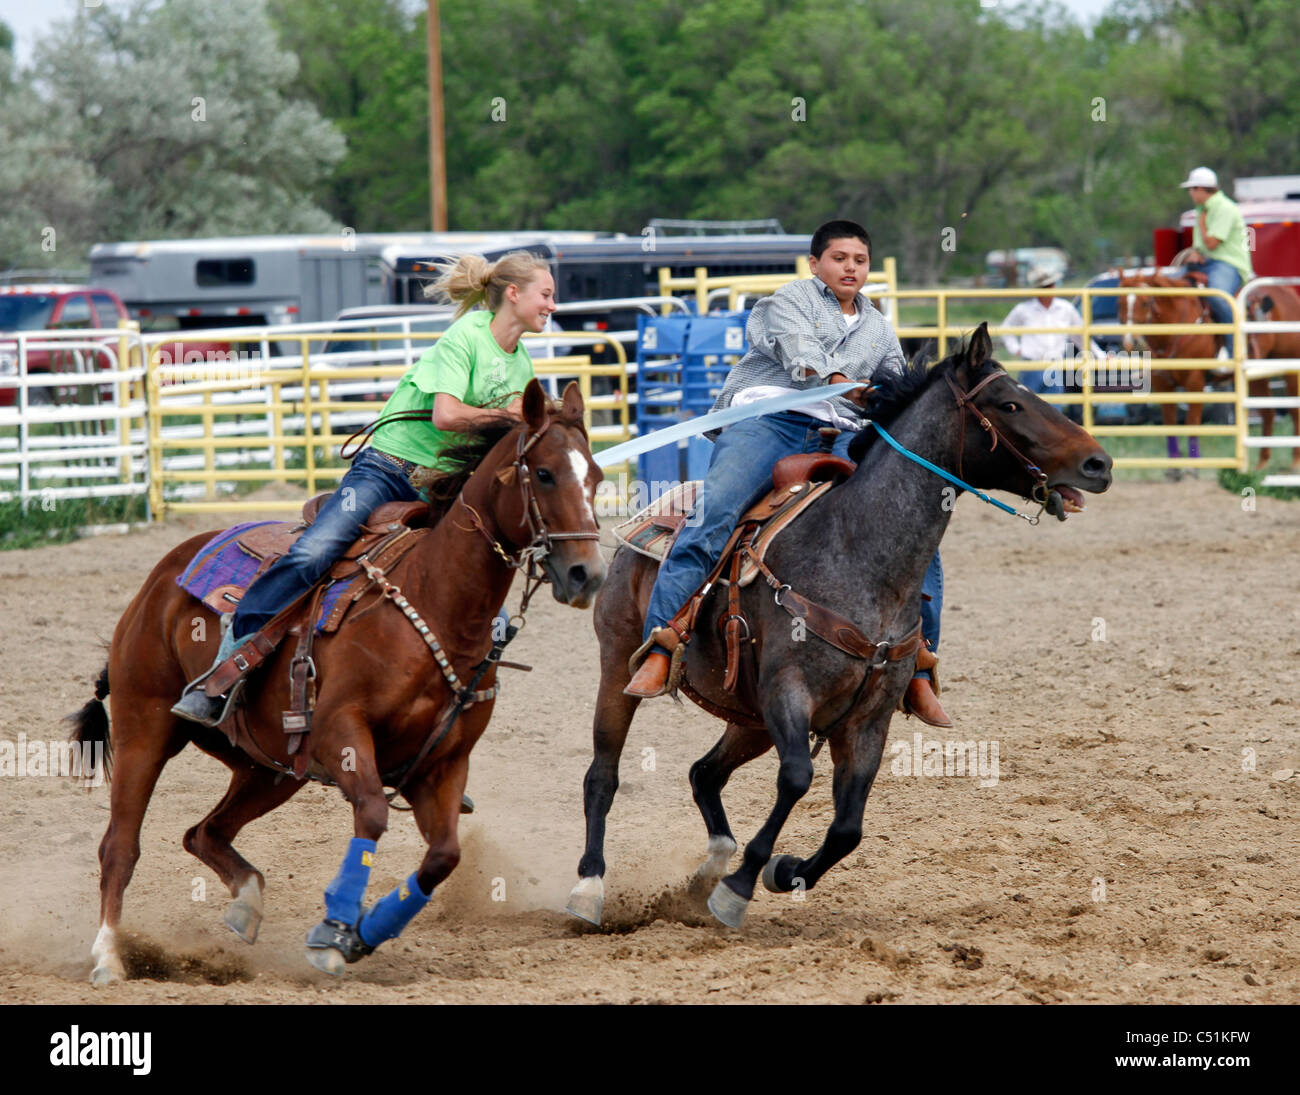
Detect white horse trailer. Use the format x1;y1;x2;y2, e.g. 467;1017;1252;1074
88;231;605;333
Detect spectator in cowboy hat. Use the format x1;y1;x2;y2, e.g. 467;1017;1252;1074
1178;166;1254;357
999;266;1105;397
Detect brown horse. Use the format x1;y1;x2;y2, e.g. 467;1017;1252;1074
68;379;605;982
1243;283;1300;470
1117;274;1218;478
568;326;1113;929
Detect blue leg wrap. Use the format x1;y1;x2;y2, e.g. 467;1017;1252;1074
323;837;377;925
358;872;432;948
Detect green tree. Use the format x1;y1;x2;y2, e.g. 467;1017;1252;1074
0;0;344;268
267;0;428;229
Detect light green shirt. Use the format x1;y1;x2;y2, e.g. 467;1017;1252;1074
370;310;534;468
1193;190;1254;282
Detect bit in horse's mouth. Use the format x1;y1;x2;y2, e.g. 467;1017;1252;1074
1050;484;1087;513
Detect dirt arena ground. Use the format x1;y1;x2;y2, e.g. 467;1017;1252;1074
1;477;1298;1005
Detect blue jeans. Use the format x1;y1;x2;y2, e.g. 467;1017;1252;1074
643;411;943;669
1018;364;1063;396
1186;259;1243;354
232;447;420;640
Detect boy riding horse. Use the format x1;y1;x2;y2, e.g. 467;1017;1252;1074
626;219;952;727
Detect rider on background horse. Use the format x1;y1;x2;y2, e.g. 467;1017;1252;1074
625;219;953;727
1175;166;1254;359
172;249;558;726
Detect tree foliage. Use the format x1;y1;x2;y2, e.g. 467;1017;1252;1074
5;0;1300;280
0;0;343;269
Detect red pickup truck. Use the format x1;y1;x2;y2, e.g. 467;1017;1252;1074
0;285;134;406
0;284;234;407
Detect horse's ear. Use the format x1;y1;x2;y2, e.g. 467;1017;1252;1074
561;380;584;420
522;378;547;432
965;322;993;371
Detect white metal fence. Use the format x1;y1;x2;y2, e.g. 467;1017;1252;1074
1238;277;1300;488
4;281;1300;517
0;327;148;510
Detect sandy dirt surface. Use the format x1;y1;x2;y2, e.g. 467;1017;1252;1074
1;477;1298;1005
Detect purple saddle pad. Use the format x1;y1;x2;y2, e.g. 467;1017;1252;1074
176;522;353;633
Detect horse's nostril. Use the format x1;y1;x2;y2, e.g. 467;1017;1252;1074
1082;455;1111;478
568;565;588;589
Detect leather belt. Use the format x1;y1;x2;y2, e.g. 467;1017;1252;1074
371;449;419;476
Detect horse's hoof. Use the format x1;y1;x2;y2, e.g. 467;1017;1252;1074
305;917;371;970
707;880;749;929
566;876;604;926
90;963;123;986
761;854;800;894
693;835;737;883
224;899;262;944
305;946;346;977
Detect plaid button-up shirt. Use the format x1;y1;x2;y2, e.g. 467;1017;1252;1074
710;275;906;425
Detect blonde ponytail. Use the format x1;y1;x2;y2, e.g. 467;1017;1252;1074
426;250;551;318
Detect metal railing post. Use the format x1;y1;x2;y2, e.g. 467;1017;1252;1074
1081;290;1094;432
302;337;316;497
146;344;165;519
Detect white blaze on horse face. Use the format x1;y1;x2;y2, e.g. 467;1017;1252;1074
566;447;597;526
1123;292;1137;351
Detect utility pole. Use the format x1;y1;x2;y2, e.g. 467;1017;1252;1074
427;0;447;230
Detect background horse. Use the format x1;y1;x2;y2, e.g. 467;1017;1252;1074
68;379;605;982
568;324;1112;930
1117;274;1218;479
1243;283;1300;471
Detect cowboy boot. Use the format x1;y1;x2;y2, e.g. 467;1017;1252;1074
624;651;672;698
904;677;953;729
171;615;248;726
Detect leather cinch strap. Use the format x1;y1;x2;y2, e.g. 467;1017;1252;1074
742;547;924;667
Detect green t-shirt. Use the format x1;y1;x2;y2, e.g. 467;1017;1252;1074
370;309;534;468
1193;190;1255;282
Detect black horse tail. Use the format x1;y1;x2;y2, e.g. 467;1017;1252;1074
65;663;113;784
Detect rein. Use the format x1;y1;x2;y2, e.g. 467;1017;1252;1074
456;413;601;616
338;410;438;461
867;369;1053;525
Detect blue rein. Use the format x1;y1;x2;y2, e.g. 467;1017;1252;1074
869;421;1037;523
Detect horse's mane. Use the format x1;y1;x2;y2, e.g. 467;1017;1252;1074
410;401;588;518
847;337;998;463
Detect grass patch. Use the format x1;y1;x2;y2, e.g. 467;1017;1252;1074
0;494;148;550
1217;466;1299;501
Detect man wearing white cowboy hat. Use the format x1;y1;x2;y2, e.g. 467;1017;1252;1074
1177;166;1253;358
999;265;1105;397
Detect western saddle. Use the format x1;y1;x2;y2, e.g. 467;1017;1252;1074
616;434;934;714
195;492;435;773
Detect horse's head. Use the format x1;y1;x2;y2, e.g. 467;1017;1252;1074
470;379;606;607
1117;274;1155;351
947;322;1112;515
1118;275;1204;352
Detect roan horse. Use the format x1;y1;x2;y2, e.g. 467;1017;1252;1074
1242;282;1300;471
568;324;1112;929
68;380;605;982
1117;274;1218;478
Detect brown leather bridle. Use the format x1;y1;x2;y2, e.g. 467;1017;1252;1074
458;413;601;610
944;369;1051;504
